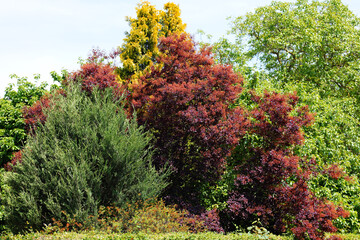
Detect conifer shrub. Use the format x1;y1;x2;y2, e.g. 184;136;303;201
3;84;168;233
22;48;121;136
6;52;122;170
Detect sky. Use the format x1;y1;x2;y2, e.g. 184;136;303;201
1;0;360;97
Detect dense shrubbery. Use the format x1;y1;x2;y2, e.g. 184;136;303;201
2;35;350;239
3;84;168;233
126;33;349;239
44;199;207;234
2;1;359;239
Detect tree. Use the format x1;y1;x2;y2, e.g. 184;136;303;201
117;1;186;82
222;91;349;240
160;2;186;37
0;75;50;166
128;34;248;212
211;0;360;232
0;99;26;167
4;74;50;106
231;0;360;99
3;84;168;233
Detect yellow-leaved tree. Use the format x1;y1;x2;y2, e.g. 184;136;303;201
117;1;186;83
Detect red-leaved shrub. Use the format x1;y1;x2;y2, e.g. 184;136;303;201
4;150;22;171
221;91;349;239
63;62;121;96
23;93;52;134
128;34;249;212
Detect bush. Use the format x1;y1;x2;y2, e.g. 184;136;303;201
241;78;360;233
44;199;207;234
127;201;190;233
221;91;349;240
129;34;248;211
3;84;168;233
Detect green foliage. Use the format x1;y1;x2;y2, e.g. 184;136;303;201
126;200;198;234
50;70;69;86
0;231;296;240
0;74;52;166
240;78;360;233
196;31;249;75
0;168;10;234
207;0;360;233
0;99;26;166
118;1;186;82
4;74;50;107
231;0;360;99
3;84;168;233
42;199;205;234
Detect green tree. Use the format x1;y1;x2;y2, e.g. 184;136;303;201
212;0;360;232
0;99;26;166
231;0;360;98
117;1;186;82
3;84;168;233
4;74;50;106
0;75;51;166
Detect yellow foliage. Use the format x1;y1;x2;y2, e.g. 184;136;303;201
117;1;187;84
160;3;187;37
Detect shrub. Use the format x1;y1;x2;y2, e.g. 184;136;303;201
126;200;200;234
3;84;168;233
129;33;248;212
222;91;349;240
1;75;50;167
45;199;208;234
240;78;360;233
23;49;122;135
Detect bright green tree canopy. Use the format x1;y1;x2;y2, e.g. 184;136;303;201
231;0;360;98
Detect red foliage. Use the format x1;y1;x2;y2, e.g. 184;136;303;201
4;150;22;171
23;93;52;134
64;62;121;96
222;91;348;239
128;34;249;211
186;209;224;233
323;164;348;180
23;56;122;134
13;51;123;170
86;48;120;64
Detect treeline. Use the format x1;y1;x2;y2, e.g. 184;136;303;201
1;1;360;239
